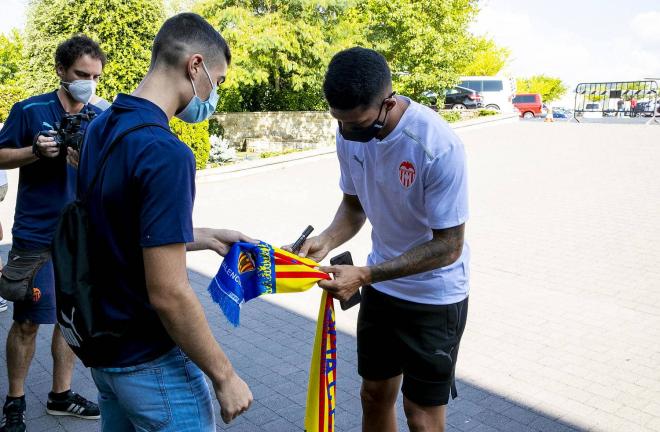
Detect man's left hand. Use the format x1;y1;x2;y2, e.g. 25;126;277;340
318;264;370;302
66;148;80;168
187;228;258;256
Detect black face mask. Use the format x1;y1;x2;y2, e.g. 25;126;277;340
338;92;396;142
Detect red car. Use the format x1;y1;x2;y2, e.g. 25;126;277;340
513;93;543;118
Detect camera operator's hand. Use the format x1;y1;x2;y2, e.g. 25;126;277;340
34;131;59;159
66;148;80;168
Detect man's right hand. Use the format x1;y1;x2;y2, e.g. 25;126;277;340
34;131;59;158
283;235;332;263
213;371;253;424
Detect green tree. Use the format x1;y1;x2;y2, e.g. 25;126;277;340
197;0;479;110
196;0;353;112
24;0;164;100
0;29;27;122
516;75;567;103
22;0;211;167
354;0;479;101
461;37;510;76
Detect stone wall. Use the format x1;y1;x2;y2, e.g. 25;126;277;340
212;109;481;153
212;111;336;152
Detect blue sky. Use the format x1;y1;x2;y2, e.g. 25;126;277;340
3;0;659;106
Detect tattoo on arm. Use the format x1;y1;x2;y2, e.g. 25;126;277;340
368;224;465;284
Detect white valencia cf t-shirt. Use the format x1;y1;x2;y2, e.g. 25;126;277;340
337;97;470;305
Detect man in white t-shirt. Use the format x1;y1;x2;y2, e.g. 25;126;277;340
294;47;469;432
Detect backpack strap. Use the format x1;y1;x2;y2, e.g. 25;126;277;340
79;123;172;204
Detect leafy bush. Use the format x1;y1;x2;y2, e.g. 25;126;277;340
0;30;25;122
0;84;26;123
208;117;225;137
440;111;462;123
209;134;236;164
169;119;211;169
260;149;299;159
478;109;499;117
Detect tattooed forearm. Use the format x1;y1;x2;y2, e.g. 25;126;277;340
367;224;465;285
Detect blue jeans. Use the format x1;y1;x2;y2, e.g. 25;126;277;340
91;348;215;431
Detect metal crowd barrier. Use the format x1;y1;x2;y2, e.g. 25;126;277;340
573;81;659;124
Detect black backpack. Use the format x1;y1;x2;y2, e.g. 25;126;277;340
52;123;170;365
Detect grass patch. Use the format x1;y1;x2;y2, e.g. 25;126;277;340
259;148;302;159
477;109;499;117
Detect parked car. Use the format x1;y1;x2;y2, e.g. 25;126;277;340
539;107;568;119
552;109;568;119
636;101;658;117
513;93;543;118
459;76;516;112
583;102;602;119
443;86;483;110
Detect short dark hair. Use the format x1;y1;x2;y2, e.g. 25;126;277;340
151;13;231;69
55;35;107;70
323;47;392;110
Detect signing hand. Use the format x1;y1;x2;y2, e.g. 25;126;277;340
318;264;370;302
187;228;258;256
282;235;332;263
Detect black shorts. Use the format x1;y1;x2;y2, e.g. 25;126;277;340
357;286;468;406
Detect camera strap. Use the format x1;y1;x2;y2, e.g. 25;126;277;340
78;123;173;204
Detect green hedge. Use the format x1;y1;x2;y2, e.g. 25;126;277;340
440;111;462;123
169;118;210;169
478;109;498;117
0;84;26;123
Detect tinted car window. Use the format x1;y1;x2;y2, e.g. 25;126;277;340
483;80;504;92
460;81;481;92
513;95;536;103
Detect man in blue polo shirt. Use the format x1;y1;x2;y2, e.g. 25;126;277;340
0;35;105;431
294;47;470;432
72;13;252;430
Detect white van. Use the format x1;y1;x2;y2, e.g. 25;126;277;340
582;102;602;119
459;76;517;112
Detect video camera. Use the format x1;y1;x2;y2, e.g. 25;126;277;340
53;109;97;152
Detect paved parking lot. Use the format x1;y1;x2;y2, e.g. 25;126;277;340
0;121;658;431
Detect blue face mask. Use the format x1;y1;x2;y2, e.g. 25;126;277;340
175;61;219;123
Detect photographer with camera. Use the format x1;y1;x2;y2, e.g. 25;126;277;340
0;35;106;431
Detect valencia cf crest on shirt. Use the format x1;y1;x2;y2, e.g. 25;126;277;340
399;161;416;188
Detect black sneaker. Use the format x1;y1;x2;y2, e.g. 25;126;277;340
0;397;26;432
46;391;100;419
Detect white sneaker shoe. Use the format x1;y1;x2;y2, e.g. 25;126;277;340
0;297;7;312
